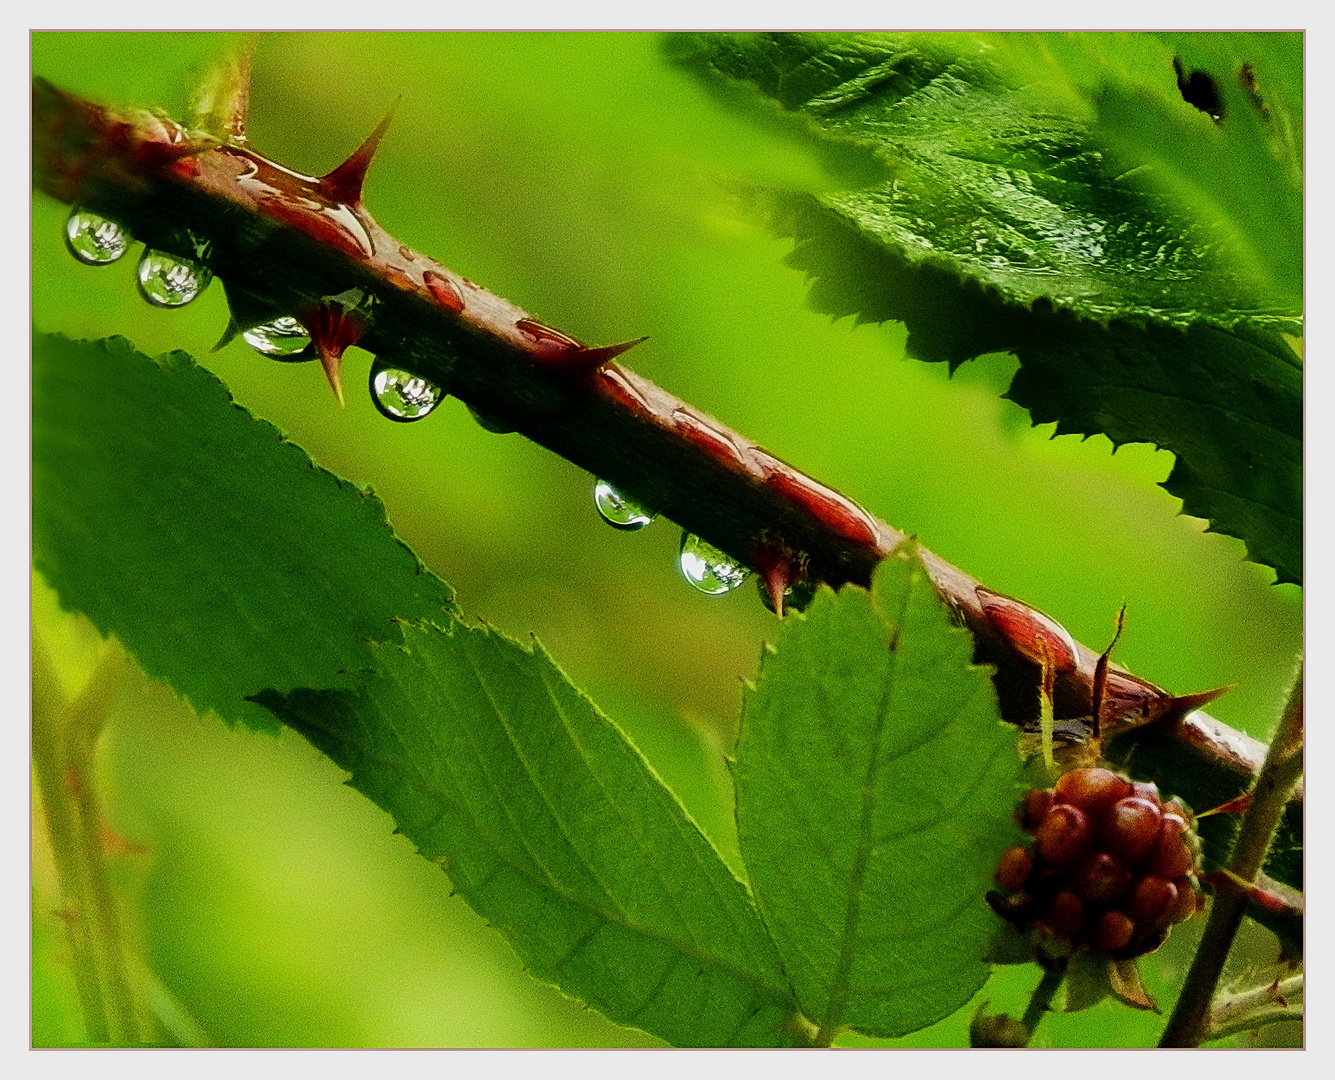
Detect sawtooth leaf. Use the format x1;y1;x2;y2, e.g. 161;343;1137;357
1007;321;1301;586
31;332;459;731
669;31;1303;587
733;546;1021;1041
256;620;799;1048
669;31;1300;331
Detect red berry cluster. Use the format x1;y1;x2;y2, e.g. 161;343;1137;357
990;768;1204;959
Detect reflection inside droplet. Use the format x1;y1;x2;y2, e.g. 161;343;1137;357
679;532;750;595
136;249;212;307
64;209;130;265
243;316;312;360
593;481;654;531
371;365;442;422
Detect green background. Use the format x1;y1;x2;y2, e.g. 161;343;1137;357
31;32;1300;1047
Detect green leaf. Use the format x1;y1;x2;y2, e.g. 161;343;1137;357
257;621;799;1047
669;31;1300;331
1007;321;1301;586
31;333;459;732
733;547;1021;1041
670;31;1303;586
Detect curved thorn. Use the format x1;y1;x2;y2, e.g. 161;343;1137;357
212;318;243;353
1162;685;1235;723
316;343;346;406
1091;604;1127;741
753;543;797;618
578;336;649;366
319;98;400;206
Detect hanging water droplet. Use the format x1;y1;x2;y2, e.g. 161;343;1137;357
593;481;654;531
756;573;818;615
243;316;312;360
64;209;130;265
136;249;212;307
679;532;750;596
466;404;517;435
371;364;442;422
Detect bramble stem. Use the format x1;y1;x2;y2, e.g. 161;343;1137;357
1159;662;1303;1047
31;74;1301;902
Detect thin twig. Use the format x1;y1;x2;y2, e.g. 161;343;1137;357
1159;663;1303;1047
1020;968;1065;1041
1206;974;1302;1043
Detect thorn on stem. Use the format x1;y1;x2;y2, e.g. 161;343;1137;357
1090;603;1127;741
319;100;400;206
301;300;367;405
753;543;800;618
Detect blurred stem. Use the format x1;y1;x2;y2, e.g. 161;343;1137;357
31;635;141;1044
1020;968;1064;1040
1159;661;1303;1048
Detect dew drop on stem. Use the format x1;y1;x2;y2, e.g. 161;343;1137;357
679;532;750;595
243;316;312;360
370;363;442;422
64;209;130;265
593;481;655;531
136;250;212;307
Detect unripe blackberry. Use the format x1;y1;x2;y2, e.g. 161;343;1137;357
989;767;1203;959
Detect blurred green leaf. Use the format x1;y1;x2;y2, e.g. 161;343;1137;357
668;31;1300;331
32;333;459;732
733;548;1021;1040
257;620;798;1047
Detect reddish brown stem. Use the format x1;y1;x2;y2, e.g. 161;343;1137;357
31;76;1300;860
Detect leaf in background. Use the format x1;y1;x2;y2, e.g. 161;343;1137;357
669;31;1300;331
258;621;799;1048
32;333;459;732
669;31;1302;587
733;547;1020;1041
1007;321;1301;586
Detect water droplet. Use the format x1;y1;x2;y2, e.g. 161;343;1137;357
466;404;516;434
136;249;212;307
371;365;443;422
593;481;654;531
64;209;130;265
678;532;749;596
243;316;312;360
757;573;818;615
